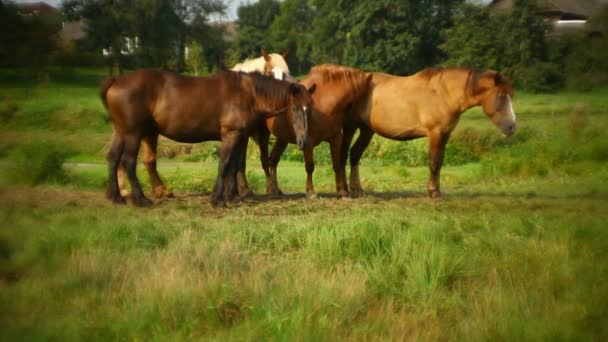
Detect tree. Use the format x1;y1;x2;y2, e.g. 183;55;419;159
234;0;280;59
0;1;61;69
309;0;462;75
170;0;226;72
63;0;136;74
268;0;314;74
440;0;553;91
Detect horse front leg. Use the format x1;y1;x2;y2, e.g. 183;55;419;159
256;129;272;193
330;135;349;199
304;146;316;199
211;131;240;207
427;130;449;199
267;139;288;196
349;125;374;197
226;136;248;206
236;137;253;199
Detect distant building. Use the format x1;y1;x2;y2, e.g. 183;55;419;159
490;0;607;37
15;1;60;17
16;1;88;45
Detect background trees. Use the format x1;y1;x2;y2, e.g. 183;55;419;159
3;0;606;92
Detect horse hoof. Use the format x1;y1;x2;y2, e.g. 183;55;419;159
153;187;174;199
109;194;127;205
350;189;366;198
210;196;226;208
227;196;243;207
132;196;153;207
267;189;283;197
239;188;254;199
337;191;350;199
429;191;443;200
106;190;127;205
306;193;318;200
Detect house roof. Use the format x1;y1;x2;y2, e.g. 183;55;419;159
16;2;60;17
490;0;606;19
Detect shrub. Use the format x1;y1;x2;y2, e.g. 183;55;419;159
6;142;74;185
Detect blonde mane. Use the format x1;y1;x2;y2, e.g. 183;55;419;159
231;53;290;75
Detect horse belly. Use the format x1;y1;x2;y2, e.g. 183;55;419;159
366;99;426;141
154;109;222;143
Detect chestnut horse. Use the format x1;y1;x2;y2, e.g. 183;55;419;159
258;64;372;199
101;69;314;207
116;50;293;200
346;67;516;198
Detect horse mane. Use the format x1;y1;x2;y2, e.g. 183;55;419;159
309;64;371;99
416;67;513;97
242;71;293;105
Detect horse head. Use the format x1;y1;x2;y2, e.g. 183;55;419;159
472;70;517;137
262;48;291;81
287;82;316;150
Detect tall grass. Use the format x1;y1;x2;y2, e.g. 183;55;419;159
0;68;607;340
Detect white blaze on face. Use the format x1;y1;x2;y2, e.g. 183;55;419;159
507;95;516;123
272;66;285;80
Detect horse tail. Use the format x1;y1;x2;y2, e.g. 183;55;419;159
99;76;116;110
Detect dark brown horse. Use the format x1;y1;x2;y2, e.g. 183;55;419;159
258;64;372;198
100;69;314;207
345;67;517;198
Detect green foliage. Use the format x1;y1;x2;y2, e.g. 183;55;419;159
441;1;552;91
309;0;463;75
234;0;281;59
5;142;74;185
0;1;61;68
268;0;314;74
185;41;207;76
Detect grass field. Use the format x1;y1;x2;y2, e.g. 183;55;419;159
1;68;607;340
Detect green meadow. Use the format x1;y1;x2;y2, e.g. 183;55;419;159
1;68;607;340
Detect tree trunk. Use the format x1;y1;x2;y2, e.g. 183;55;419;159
176;30;186;73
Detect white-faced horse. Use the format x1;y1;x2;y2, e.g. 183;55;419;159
345;67;517;198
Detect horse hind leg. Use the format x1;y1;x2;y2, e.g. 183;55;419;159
106;134;126;205
122;134;153;207
330;135;349;199
142;134;173;199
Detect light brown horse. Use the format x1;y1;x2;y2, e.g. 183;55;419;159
116;49;293;199
101;69;314;207
345;67;517;198
231;48;291;81
258;64;372;198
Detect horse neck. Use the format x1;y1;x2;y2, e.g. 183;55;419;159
231;57;264;73
444;70;486;114
253;89;290;114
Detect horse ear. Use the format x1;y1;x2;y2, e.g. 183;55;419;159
307;83;317;95
494;73;504;86
261;48;271;62
289;83;302;95
282;49;290;60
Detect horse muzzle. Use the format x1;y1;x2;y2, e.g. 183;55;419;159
501;122;516;137
296;137;307;150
